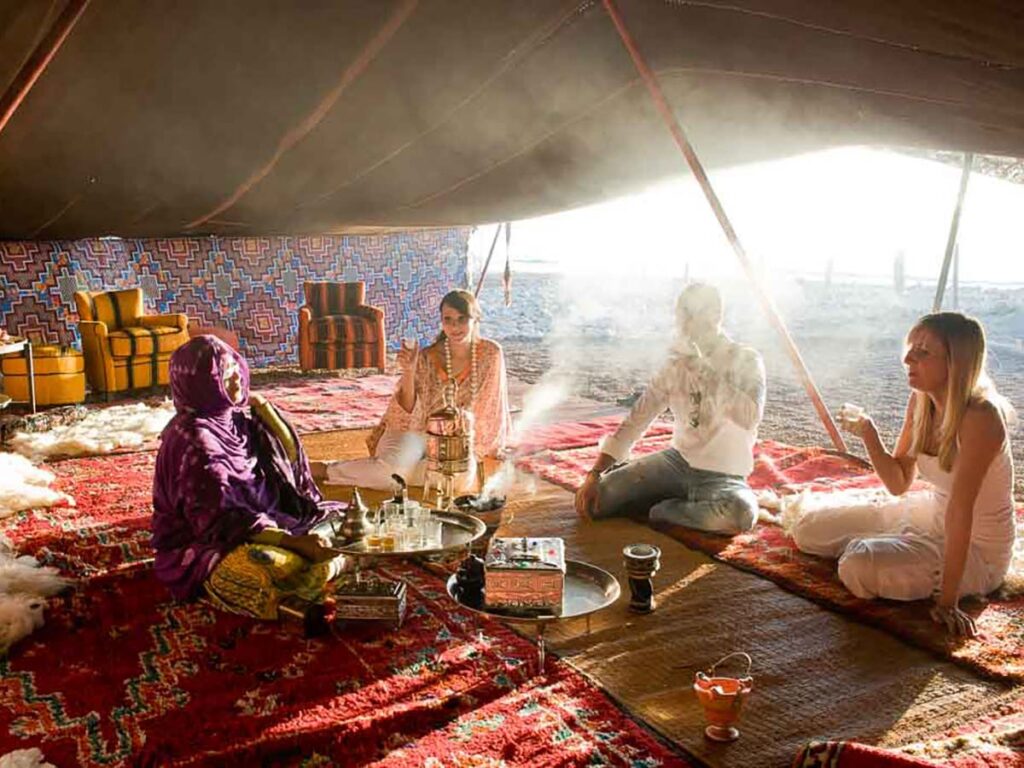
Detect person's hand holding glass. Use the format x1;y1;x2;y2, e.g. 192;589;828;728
837;402;877;442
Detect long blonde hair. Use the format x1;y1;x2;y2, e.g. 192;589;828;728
909;312;1012;470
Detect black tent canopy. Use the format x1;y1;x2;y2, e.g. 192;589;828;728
0;0;1022;240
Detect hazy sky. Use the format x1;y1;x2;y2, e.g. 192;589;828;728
470;147;1024;285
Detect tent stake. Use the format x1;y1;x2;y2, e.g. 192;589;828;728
474;223;505;297
602;0;846;452
933;153;973;312
0;0;91;138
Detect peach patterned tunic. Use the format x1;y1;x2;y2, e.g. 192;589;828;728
367;337;511;461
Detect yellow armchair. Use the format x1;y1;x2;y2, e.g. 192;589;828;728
73;288;189;395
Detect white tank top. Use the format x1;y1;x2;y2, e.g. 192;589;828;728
916;438;1016;567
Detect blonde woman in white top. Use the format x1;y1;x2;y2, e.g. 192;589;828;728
791;312;1016;638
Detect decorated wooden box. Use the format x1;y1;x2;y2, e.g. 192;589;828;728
333;576;407;628
484;537;566;615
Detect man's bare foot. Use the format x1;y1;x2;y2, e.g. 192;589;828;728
310;460;329;482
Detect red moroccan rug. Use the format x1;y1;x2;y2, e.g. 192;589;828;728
793;741;942;767
513;413;673;455
516;437;1024;681
793;698;1024;768
250;373;398;434
0;453;693;767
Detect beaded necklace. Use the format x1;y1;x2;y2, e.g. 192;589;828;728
443;335;478;410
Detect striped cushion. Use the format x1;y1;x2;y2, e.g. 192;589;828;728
111;354;173;390
310;343;380;370
309;315;378;344
87;289;144;329
304;282;365;316
108;325;186;358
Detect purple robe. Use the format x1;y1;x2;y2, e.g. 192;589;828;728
152;335;343;600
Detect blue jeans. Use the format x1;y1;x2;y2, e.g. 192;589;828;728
594;448;757;534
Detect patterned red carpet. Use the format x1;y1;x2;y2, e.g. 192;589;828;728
517;436;1024;682
250;374;398;434
0;452;692;767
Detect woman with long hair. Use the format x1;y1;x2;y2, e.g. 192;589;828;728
324;289;510;489
791;312;1016;637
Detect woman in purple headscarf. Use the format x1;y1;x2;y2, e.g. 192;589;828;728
153;335;345;621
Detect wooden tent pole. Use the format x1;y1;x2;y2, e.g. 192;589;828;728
474;223;505;297
602;0;847;452
933;152;973;312
0;0;91;138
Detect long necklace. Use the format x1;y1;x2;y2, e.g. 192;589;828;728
443;335;478;410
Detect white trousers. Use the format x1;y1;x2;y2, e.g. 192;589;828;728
325;430;477;492
790;489;1001;600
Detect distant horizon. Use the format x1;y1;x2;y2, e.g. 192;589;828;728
470;146;1024;286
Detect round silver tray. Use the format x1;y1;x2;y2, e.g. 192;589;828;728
332;509;486;559
446;559;620;672
446;559;620;624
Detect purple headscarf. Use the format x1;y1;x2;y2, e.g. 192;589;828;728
152;335;343;600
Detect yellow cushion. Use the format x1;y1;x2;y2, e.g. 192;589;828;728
88;289;143;330
1;346;85;405
250;394;298;464
110;355;172;390
1;345;83;376
108;325;186;358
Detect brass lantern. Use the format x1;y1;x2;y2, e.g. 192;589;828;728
424;382;473;509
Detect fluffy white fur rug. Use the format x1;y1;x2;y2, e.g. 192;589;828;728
8;401;175;461
0;748;55;768
0;534;71;655
0;453;73;519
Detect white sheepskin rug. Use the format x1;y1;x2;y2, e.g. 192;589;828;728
0;534;72;656
0;748;55;768
0;453;74;519
8;401;175;461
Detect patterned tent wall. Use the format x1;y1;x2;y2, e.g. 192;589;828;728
0;228;471;367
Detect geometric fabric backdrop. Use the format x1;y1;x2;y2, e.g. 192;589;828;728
0;228;470;366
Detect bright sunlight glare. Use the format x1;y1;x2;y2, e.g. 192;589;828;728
470;147;1024;285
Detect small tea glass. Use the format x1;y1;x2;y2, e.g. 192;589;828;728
422;518;444;549
837;402;864;430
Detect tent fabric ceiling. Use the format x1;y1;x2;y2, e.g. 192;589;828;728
0;0;1022;240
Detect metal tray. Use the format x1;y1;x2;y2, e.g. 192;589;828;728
333;509;486;559
446;559;621;625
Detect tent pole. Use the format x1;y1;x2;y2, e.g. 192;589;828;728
601;0;847;452
474;223;505;297
933;153;973;312
0;0;91;138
